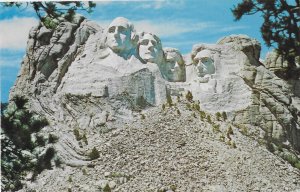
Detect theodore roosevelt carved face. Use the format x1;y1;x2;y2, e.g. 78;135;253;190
163;48;186;82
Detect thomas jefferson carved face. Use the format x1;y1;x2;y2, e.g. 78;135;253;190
106;17;134;53
163;48;185;82
138;33;163;64
194;50;215;77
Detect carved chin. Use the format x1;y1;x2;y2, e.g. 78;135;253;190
141;53;155;62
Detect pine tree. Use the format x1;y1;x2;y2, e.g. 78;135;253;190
1;2;96;28
232;0;300;79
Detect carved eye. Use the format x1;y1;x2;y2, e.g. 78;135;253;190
140;39;149;45
108;27;115;33
151;40;157;47
201;58;208;62
194;57;200;64
118;26;126;33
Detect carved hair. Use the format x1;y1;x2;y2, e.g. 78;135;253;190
191;43;219;62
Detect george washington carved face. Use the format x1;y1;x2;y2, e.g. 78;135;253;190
106;17;135;54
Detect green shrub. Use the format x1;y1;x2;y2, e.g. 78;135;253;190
54;157;62;167
103;184;111;192
177;109;181;115
35;134;46;146
185;91;193;102
43;17;58;29
12;95;28;109
295;162;300;169
33;147;56;179
166;93;173;107
82;168;87;175
215;112;222;121
231;141;237;148
68;176;72;182
222;111;227;121
73;128;81;141
141;114;145;119
186;103;191;110
48;133;59;143
212;124;221;133
193;103;200;111
82;133;88;145
266;142;275;153
227;126;233;135
200;111;206;121
89;147;100;160
285;154;298;165
277;144;283;152
30;117;48;133
207;115;212;124
170;184;177;191
162;104;166;111
226;140;231;146
236;124;248;136
219;134;225;142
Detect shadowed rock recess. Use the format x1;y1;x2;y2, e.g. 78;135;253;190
7;16;300;191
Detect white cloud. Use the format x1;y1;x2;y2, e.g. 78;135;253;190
134;20;214;36
0;17;38;50
219;25;249;32
97;19;215;37
163;40;211;49
138;0;185;9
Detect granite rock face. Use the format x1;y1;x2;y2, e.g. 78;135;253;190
8;16;300;189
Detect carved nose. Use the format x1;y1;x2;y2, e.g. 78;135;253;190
148;41;154;48
148;42;154;51
148;46;154;51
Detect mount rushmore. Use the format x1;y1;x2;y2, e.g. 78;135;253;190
5;15;300;191
10;16;300;151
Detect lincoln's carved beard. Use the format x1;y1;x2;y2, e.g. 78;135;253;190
138;33;163;64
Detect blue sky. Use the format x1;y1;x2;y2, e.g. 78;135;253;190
0;0;272;102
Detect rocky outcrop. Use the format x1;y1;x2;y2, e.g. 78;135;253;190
10;15;101;108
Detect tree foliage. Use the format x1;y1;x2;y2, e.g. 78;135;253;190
1;96;55;191
2;1;96;25
232;0;300;79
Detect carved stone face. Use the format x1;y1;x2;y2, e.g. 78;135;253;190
164;48;185;82
106;17;133;53
138;33;163;63
194;50;215;77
